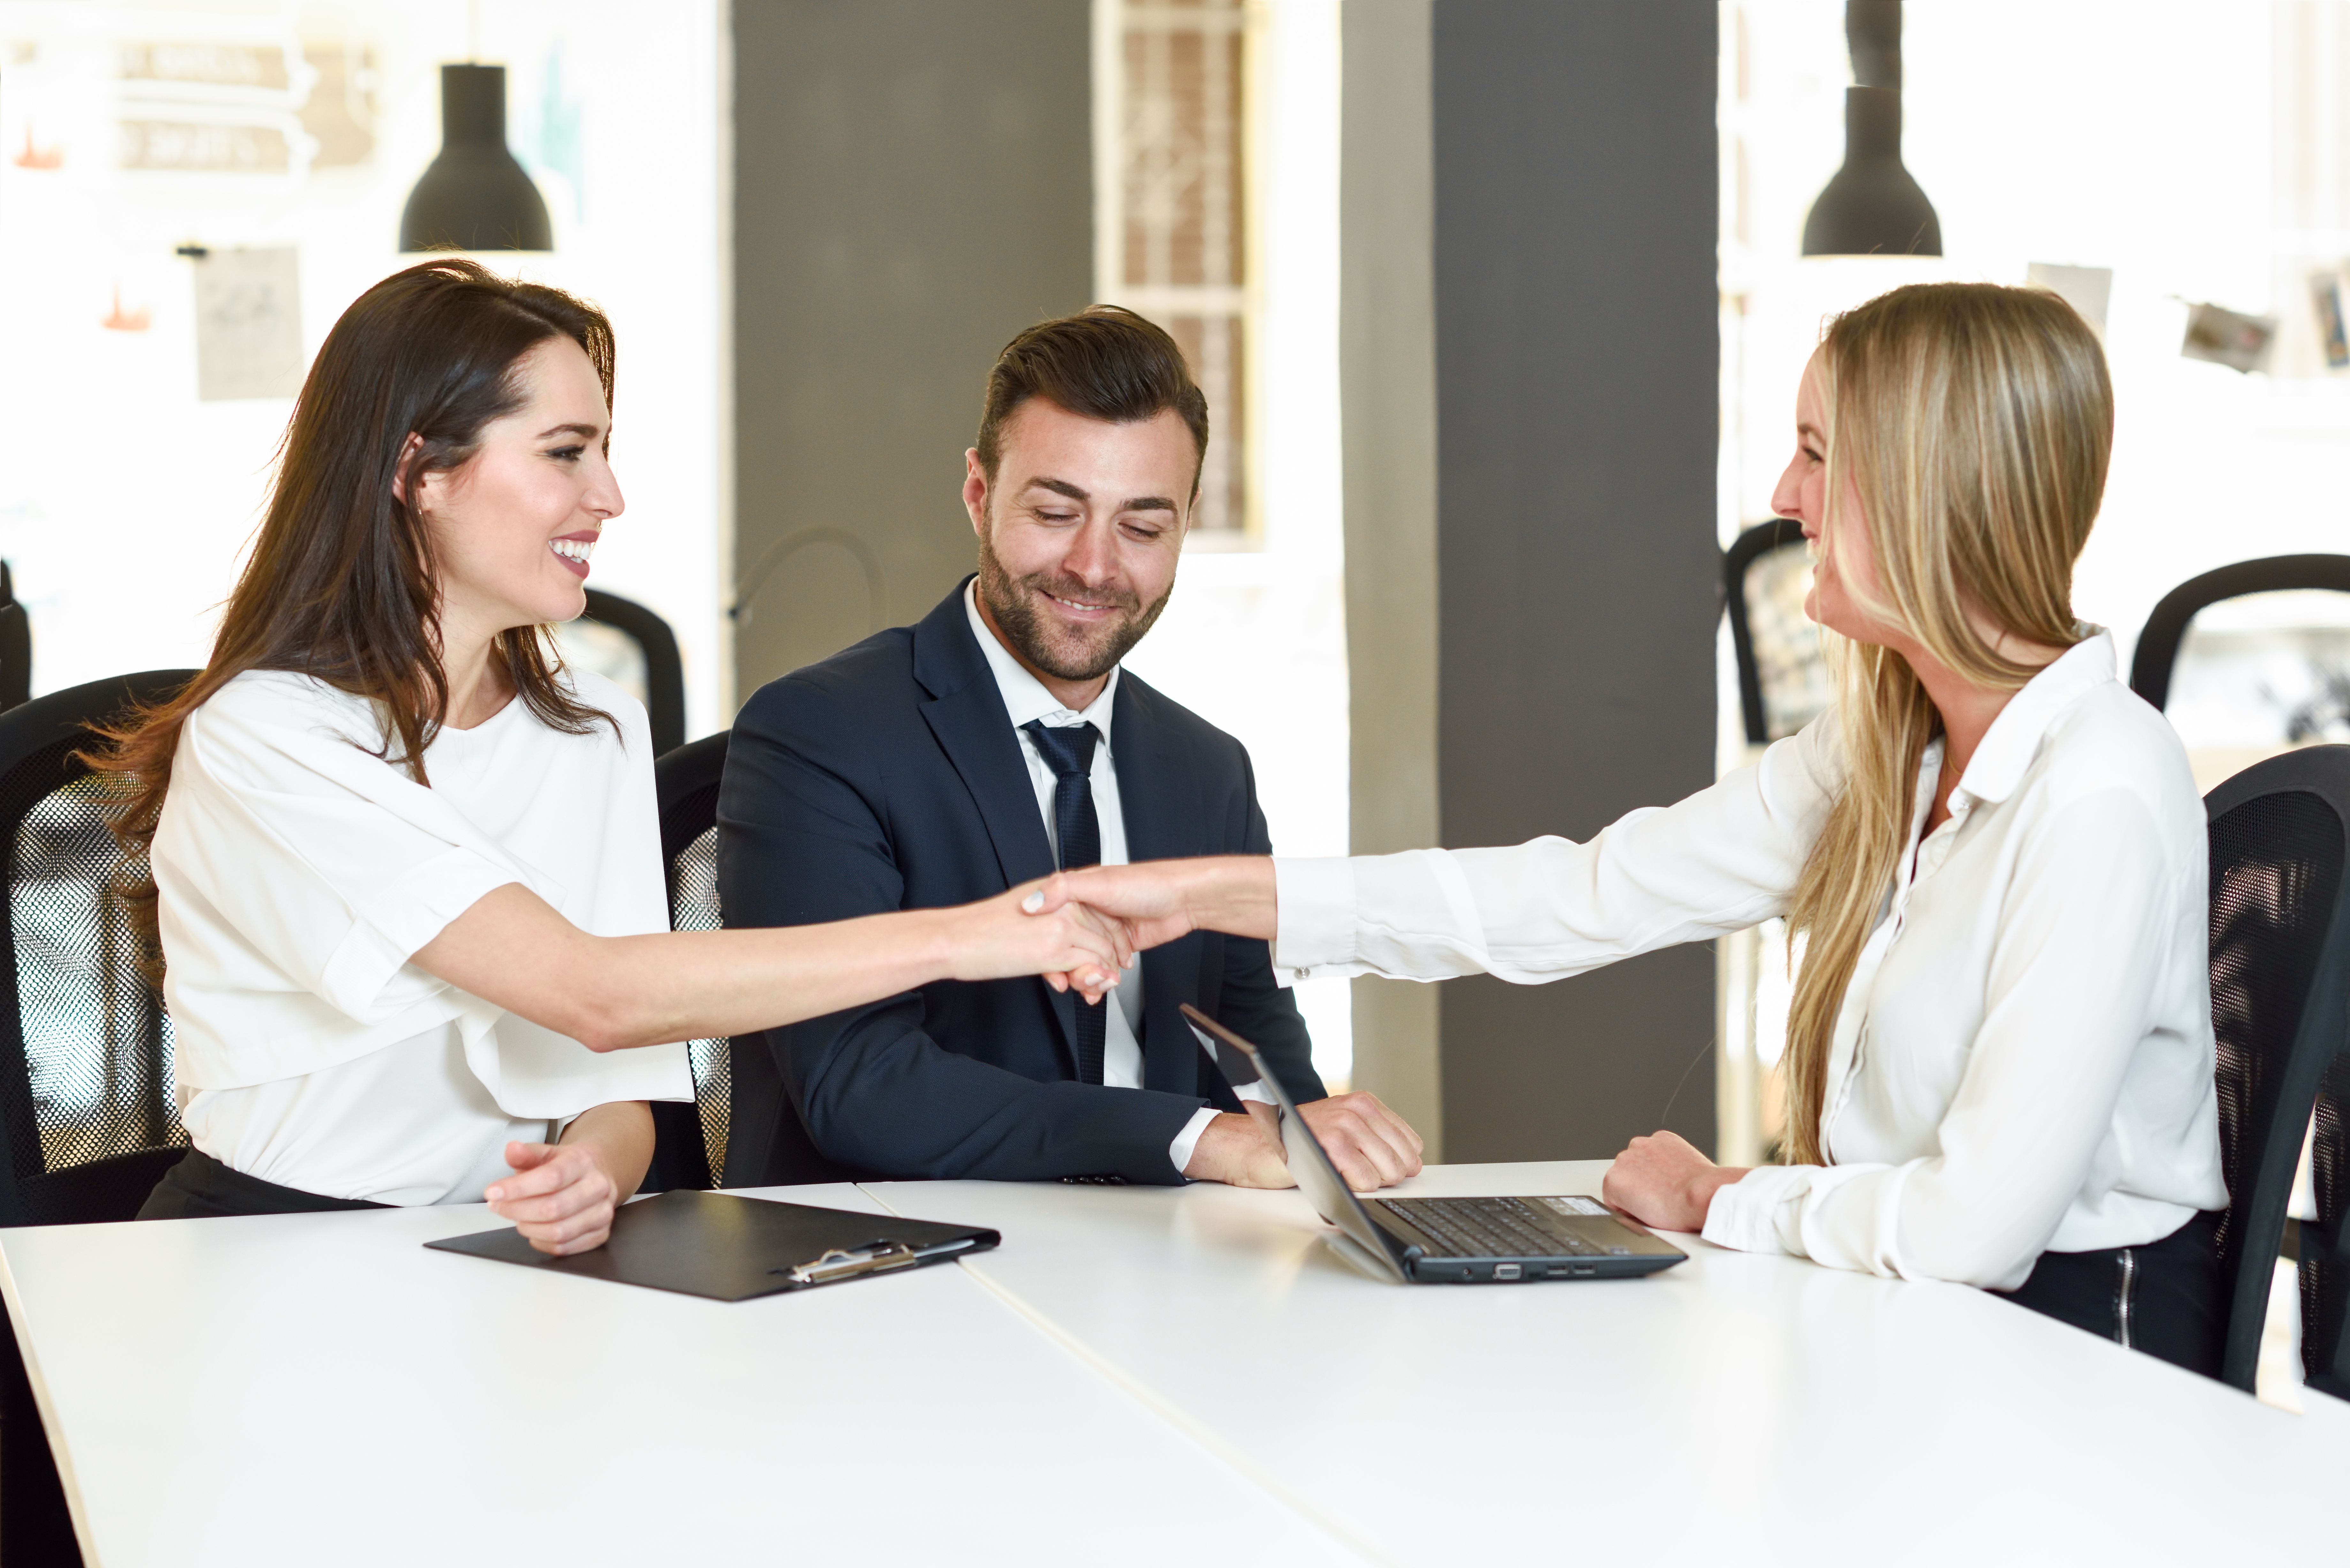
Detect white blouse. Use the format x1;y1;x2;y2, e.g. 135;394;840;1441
1272;633;2227;1290
151;669;693;1205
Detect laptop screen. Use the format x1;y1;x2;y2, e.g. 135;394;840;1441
1179;1005;1400;1265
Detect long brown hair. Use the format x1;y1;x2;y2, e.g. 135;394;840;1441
1779;283;2112;1166
88;258;618;960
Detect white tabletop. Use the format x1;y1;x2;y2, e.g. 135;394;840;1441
869;1161;2350;1567
0;1183;1358;1567
11;1164;2349;1566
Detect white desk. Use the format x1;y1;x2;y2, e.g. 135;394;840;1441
0;1183;1358;1567
10;1165;2350;1567
870;1162;2350;1567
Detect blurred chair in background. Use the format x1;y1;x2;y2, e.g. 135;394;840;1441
1724;518;1831;751
0;667;197;1567
1718;520;1829;1167
0;562;33;715
2131;555;2350;793
551;588;686;756
638;730;732;1193
2203;746;2350;1393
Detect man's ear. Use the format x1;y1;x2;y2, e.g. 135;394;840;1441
963;448;991;539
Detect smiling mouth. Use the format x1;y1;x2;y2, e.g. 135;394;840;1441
550;537;595;579
1042;589;1119;615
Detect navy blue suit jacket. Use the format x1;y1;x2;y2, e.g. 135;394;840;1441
716;579;1323;1185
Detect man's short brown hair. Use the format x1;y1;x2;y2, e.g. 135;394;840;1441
975;305;1209;495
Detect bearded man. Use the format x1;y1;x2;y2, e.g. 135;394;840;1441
716;307;1423;1187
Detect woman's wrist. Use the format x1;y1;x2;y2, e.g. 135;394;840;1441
1692;1165;1749;1224
1185;856;1278;941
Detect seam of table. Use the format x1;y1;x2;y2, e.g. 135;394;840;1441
858;1180;1392;1568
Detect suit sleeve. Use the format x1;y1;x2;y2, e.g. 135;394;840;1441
1208;744;1327;1103
717;678;1204;1183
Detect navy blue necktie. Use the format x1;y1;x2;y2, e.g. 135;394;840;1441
1022;720;1106;1083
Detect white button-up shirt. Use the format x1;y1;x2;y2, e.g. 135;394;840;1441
1271;632;2226;1289
965;585;1234;1172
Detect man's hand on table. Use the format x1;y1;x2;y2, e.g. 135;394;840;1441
1183;1092;1426;1192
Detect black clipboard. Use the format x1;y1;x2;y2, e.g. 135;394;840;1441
424;1189;999;1302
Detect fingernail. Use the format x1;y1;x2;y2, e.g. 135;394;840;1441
1023;891;1044;912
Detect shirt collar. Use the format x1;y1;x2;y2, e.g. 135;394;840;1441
963;580;1119;744
1950;628;2115;806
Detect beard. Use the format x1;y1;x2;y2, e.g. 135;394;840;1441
975;525;1173;684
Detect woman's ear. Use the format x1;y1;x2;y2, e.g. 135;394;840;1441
390;432;426;507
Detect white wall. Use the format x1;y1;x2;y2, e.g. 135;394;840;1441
1726;0;2333;676
0;0;726;734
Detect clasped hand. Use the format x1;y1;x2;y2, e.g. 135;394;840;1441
486;1141;626;1255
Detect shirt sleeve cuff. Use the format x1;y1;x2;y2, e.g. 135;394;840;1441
1168;1106;1223;1178
1270;856;1361;984
1701;1164;1812;1256
318;849;525;1021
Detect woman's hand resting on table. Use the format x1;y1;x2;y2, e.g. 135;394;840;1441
1601;1129;1748;1234
487;1140;631;1255
486;1100;656;1255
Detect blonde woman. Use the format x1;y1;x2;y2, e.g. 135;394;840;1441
1039;283;2228;1375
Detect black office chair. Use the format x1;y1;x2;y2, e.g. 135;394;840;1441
0;670;201;1225
2204;745;2350;1392
638;730;732;1193
0;667;197;1568
565;589;687;756
2311;1005;2350;1399
0;563;32;715
1724;518;1829;747
2130;554;2350;715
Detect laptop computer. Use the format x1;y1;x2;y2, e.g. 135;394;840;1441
1180;1004;1686;1284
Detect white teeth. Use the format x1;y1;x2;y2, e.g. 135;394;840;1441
550;538;596;563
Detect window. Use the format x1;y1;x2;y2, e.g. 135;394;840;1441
1094;0;1253;540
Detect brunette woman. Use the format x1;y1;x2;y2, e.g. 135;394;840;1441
97;259;1129;1253
1043;283;2228;1374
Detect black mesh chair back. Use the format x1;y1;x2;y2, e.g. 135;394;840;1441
0;562;31;714
2203;746;2350;1392
2130;554;2350;719
1724;518;1831;746
2312;990;2350;1398
639;729;731;1193
0;670;199;1227
550;589;688;756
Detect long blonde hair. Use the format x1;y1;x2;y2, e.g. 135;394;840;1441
1781;283;2113;1165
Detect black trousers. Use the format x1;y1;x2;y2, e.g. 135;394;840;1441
136;1149;390;1219
1994;1209;2225;1378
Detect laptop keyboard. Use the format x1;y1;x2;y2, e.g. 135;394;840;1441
1377;1196;1623;1259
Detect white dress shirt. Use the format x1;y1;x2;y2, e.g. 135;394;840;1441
1271;632;2226;1290
965;585;1255;1173
152;668;693;1204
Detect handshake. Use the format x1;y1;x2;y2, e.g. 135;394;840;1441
950;854;1424;1193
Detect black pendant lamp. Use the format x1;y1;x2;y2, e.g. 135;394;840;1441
1800;1;1940;257
399;64;552;252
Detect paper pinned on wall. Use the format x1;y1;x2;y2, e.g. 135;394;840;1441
193;248;303;400
2181;301;2276;374
2025;262;2113;339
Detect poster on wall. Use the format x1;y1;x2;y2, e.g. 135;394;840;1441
193;247;302;400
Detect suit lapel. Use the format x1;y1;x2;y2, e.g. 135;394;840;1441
915;583;1079;1065
1114;678;1209;1094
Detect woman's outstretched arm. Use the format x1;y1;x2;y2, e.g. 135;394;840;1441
411;878;1132;1053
